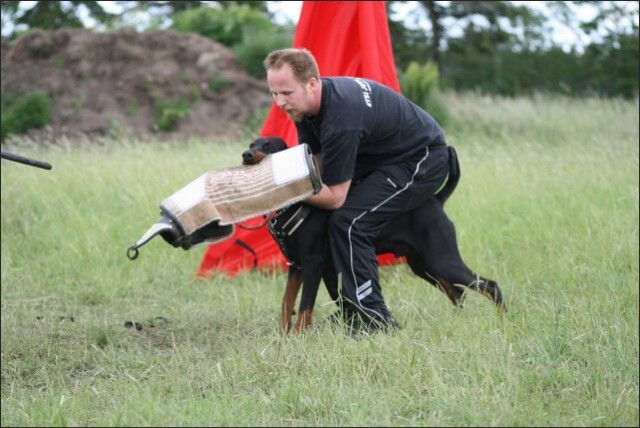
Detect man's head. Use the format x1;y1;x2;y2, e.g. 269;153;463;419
263;48;322;122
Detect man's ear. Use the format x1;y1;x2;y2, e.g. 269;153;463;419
308;76;320;90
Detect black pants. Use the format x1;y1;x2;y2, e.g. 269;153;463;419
328;144;450;327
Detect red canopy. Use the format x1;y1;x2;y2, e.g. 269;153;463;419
197;1;402;278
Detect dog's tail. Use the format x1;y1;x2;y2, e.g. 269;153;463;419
434;146;460;205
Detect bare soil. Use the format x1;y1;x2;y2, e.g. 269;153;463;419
1;28;273;142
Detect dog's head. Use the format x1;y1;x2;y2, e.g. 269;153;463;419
242;136;288;165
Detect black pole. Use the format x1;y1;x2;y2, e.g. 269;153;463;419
1;150;52;170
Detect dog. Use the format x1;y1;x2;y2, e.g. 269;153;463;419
242;137;505;333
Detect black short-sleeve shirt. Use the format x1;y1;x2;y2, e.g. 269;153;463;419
295;77;445;185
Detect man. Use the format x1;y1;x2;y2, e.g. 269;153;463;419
263;48;450;332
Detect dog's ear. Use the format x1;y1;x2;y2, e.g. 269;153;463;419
250;137;268;147
265;137;288;151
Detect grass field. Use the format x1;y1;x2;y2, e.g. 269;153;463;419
1;92;638;427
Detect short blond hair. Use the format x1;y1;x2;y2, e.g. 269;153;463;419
263;48;320;83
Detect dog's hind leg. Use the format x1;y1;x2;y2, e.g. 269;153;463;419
428;263;505;311
280;268;303;333
417;258;505;311
461;275;505;311
405;253;465;307
417;202;505;311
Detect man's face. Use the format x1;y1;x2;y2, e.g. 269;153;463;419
267;64;314;122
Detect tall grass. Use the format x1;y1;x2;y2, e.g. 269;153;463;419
1;93;638;427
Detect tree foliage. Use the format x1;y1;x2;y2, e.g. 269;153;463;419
170;4;292;78
1;91;52;141
388;0;638;98
1;1;116;34
172;3;274;47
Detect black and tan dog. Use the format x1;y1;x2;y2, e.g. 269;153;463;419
243;137;505;333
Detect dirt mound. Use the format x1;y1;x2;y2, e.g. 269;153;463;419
1;28;273;142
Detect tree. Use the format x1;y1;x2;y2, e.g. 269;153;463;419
111;1;270;28
387;1;546;68
389;0;638;97
1;1;116;38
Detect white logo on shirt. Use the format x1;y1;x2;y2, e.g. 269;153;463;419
353;78;372;108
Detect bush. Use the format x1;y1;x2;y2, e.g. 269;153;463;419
172;5;292;79
172;4;274;48
401;61;439;103
153;97;191;132
233;27;293;79
400;61;450;128
1;91;52;140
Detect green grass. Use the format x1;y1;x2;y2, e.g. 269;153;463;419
2;93;638;427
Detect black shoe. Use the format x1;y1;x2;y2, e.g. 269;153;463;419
327;309;401;336
348;312;401;335
387;314;401;330
326;310;344;326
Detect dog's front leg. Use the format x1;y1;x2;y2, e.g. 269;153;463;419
293;257;325;334
280;268;303;333
294;307;314;333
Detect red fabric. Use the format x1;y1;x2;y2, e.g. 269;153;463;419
197;1;402;278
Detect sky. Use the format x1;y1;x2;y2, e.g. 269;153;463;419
267;0;303;25
268;1;639;53
269;1;583;46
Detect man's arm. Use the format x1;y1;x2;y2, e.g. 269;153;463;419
306;181;351;210
307;152;350;209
